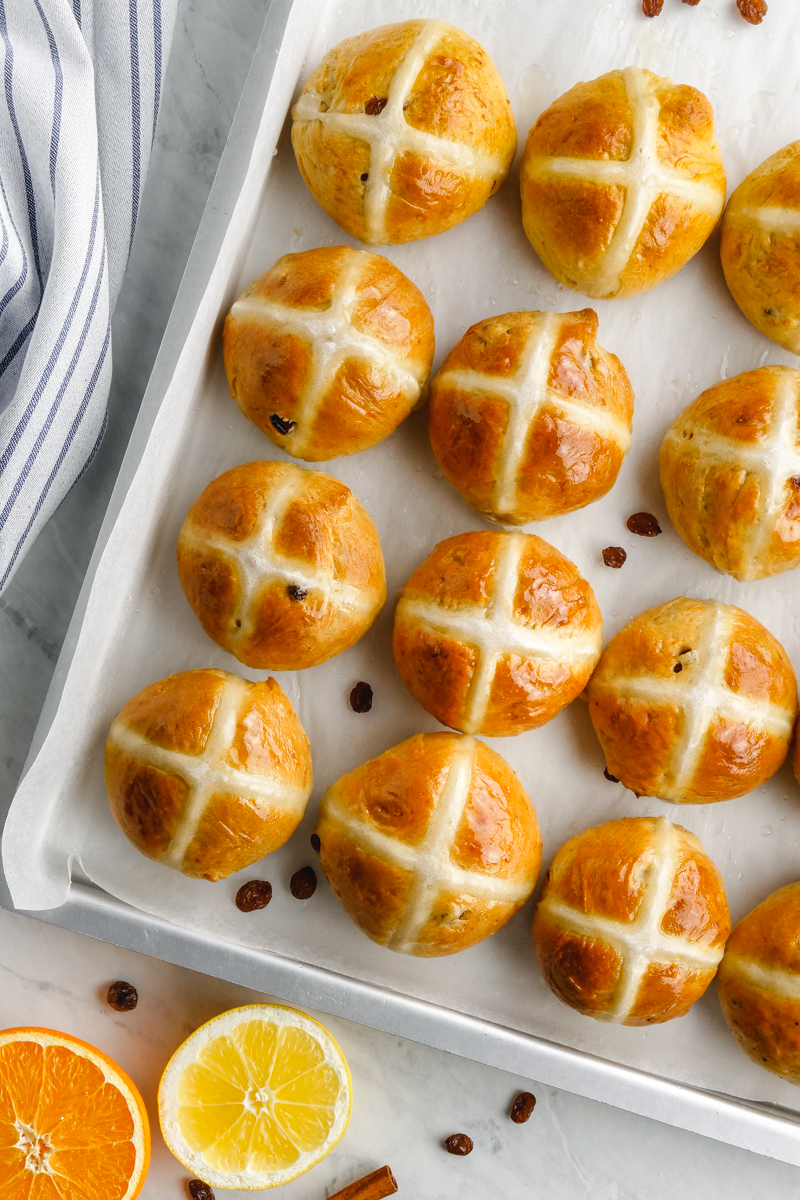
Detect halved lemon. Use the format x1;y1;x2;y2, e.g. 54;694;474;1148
0;1026;150;1200
158;1003;351;1190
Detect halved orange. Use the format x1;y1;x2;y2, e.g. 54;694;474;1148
0;1027;150;1199
158;1003;352;1190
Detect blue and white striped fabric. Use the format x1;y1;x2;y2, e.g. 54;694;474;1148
0;0;177;593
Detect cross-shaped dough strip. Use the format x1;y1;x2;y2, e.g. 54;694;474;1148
735;204;800;237
724;954;800;1002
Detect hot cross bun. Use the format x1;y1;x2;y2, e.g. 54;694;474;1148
660;366;800;581
315;732;541;956
534;816;730;1025
223;247;435;462
105;669;313;881
721;142;800;355
587;597;797;804
392;530;603;737
291;20;516;245
177;461;386;670
520;66;726;299
428;308;634;524
717;882;800;1085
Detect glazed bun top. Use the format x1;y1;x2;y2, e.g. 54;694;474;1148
520;66;726;299
291;20;517;245
223;247;435;462
660;366;800;582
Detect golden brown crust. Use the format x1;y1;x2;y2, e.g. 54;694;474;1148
223;247;435;462
291;20;516;245
393;531;602;737
176;461;386;671
587;597;797;804
720;142;800;356
315;732;541;957
428;310;633;524
520;67;725;300
105;669;313;881
717;883;800;1084
660;367;800;581
534;816;730;1025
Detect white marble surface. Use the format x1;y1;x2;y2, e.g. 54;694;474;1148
3;0;800;1195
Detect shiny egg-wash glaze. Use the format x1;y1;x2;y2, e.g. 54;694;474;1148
291;20;517;245
315;732;542;957
520;66;726;300
393;530;602;737
587;598;798;804
223;247;435;462
717;883;800;1086
105;670;313;881
721;142;800;356
534;816;730;1025
428;308;633;524
177;461;386;671
660;367;800;582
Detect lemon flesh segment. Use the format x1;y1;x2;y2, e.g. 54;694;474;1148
164;1007;351;1190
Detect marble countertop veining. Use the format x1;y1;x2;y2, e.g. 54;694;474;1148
3;0;800;1195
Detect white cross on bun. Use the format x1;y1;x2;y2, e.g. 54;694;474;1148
177;461;386;671
660;366;800;582
393;530;603;737
587;597;798;804
223;247;435;462
534;816;730;1025
105;669;313;881
291;20;517;245
721;142;800;356
717;882;800;1085
520;66;726;300
428;308;634;524
315;732;541;957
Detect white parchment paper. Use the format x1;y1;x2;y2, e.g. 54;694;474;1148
6;0;800;1109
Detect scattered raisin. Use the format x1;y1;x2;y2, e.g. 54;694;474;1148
792;477;800;489
107;981;138;1012
627;512;661;537
673;663;683;673
604;768;620;783
444;1134;473;1156
642;0;663;14
287;584;308;600
270;414;297;435
737;0;766;21
235;880;273;912
602;546;627;568
310;833;321;853
188;1182;215;1200
360;172;369;181
365;96;388;115
350;681;373;712
510;1092;537;1123
682;0;700;5
290;866;317;899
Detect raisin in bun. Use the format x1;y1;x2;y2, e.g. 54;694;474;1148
660;367;800;581
291;20;516;245
587;597;797;804
393;530;602;737
177;461;386;670
428;308;633;524
223;247;435;462
315;732;541;956
520;66;726;299
105;669;312;881
721;142;800;356
534;816;730;1025
717;883;800;1085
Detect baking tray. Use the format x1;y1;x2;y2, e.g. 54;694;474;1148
6;0;800;1166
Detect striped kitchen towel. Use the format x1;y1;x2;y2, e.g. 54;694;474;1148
0;0;178;593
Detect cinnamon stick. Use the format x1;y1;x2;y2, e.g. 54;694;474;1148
326;1165;398;1200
